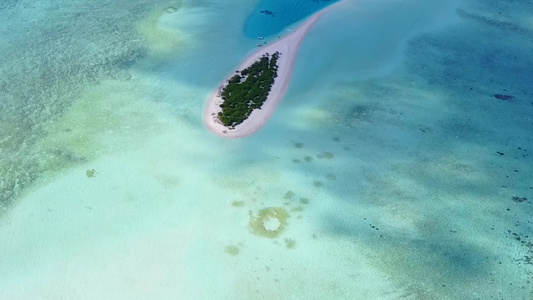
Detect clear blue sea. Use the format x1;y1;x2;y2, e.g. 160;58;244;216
0;0;532;299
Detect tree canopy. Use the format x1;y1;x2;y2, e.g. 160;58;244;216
218;52;280;127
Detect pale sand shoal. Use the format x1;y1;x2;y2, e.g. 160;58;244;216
203;2;344;138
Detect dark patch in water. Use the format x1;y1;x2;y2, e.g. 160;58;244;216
260;10;274;16
493;94;514;101
283;190;295;200
86;169;97;178
512;195;527;203
317;152;334;159
326;173;337;181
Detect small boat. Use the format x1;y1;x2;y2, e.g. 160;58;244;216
256;44;263;47
257;36;264;40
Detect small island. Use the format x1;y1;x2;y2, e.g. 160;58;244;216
204;1;344;138
218;52;280;128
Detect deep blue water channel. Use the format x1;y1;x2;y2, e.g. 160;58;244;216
243;0;340;38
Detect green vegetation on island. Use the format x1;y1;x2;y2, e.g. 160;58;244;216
218;52;280;127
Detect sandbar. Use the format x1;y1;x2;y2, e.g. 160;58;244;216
203;2;344;138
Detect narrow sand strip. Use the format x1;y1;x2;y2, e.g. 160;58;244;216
204;2;343;138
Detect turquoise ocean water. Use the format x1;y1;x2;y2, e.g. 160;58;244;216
0;0;532;299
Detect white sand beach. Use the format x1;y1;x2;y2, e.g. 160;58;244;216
203;2;343;138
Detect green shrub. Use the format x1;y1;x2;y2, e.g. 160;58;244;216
218;52;281;127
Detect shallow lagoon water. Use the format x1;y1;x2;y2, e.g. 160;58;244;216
0;0;532;299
